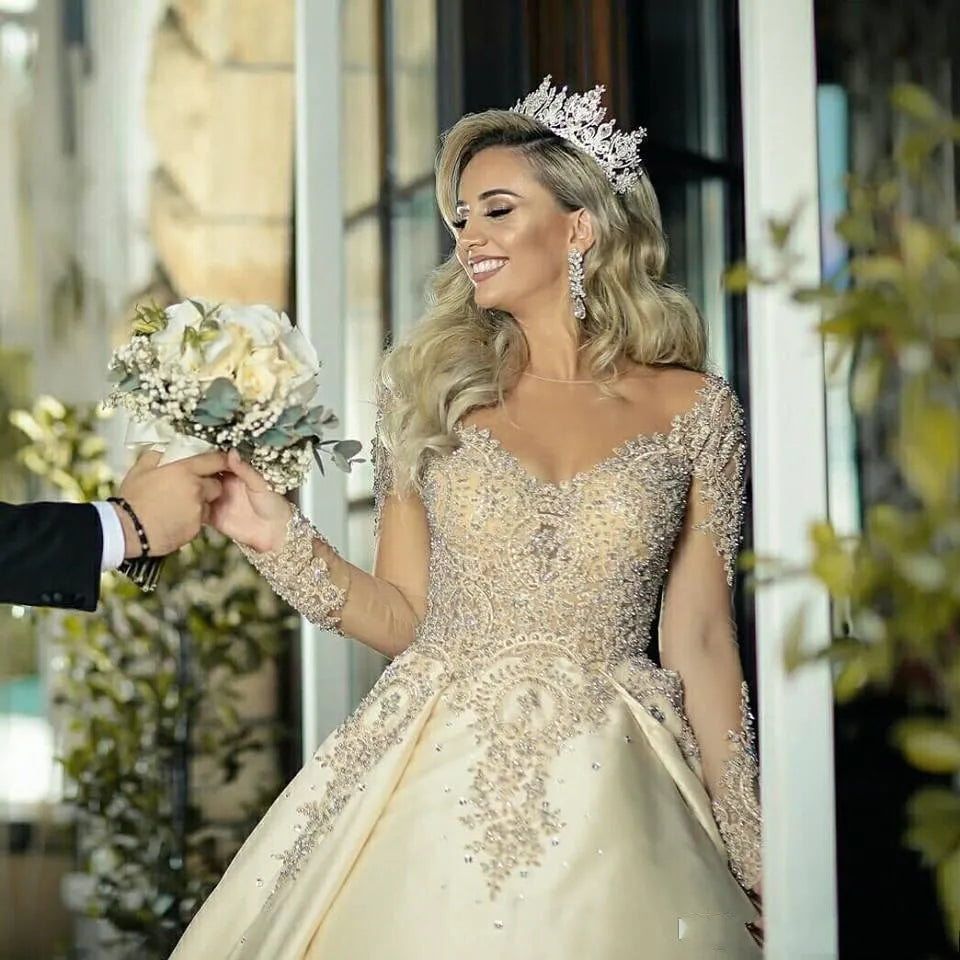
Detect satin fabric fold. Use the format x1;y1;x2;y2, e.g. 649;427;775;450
172;651;759;959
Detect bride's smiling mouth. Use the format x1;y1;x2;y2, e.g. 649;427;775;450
469;257;508;283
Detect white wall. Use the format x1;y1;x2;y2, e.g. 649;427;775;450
295;0;352;754
739;1;839;956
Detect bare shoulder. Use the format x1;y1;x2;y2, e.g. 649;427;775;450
621;364;733;422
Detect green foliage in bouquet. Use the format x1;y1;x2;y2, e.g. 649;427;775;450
727;84;960;941
12;397;297;958
106;299;362;491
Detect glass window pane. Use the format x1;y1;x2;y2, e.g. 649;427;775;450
391;184;439;341
627;0;728;160
391;0;437;185
342;0;380;217
817;84;860;537
656;176;730;375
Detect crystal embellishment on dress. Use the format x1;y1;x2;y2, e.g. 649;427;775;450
237;508;347;631
511;75;647;193
711;681;762;889
240;373;760;911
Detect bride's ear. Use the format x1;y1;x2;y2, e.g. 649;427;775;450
569;209;596;253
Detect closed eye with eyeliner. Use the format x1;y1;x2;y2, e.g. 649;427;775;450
451;206;513;231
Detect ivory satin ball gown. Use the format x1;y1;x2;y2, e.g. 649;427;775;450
171;373;762;958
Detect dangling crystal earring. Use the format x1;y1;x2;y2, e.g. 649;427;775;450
568;248;586;320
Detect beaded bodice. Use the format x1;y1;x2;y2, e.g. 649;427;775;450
414;425;688;668
410;374;743;674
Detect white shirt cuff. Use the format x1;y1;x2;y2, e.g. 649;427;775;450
92;501;125;571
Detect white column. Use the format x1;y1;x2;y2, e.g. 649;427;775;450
739;1;839;957
295;0;351;756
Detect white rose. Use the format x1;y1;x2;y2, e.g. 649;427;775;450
198;323;252;381
220;304;291;347
278;327;320;404
151;299;210;364
235;345;295;401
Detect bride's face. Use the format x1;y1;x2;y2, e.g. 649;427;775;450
454;147;580;317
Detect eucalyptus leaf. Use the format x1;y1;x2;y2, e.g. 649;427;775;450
276;405;307;429
197;378;243;420
118;373;141;394
312;445;326;475
192;409;229;428
333;439;363;460
256;428;293;448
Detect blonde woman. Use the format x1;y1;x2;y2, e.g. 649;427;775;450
173;78;763;958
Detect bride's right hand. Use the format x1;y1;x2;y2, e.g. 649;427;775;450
207;450;294;553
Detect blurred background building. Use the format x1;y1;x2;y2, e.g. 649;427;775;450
0;0;957;957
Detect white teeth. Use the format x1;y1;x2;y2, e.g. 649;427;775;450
472;258;507;275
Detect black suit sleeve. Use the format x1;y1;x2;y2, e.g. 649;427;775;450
0;501;104;611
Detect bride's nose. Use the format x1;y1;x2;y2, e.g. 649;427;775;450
457;232;485;266
458;221;487;252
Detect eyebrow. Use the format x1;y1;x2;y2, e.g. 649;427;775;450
455;188;522;208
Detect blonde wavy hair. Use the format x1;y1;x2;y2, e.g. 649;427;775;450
378;108;706;494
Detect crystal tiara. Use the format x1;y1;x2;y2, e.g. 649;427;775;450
510;75;646;194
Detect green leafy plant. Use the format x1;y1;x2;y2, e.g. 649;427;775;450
727;84;960;941
12;397;297;958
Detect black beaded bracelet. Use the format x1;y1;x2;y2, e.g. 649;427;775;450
107;496;151;558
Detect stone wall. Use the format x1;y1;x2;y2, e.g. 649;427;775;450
143;0;297;861
146;0;295;308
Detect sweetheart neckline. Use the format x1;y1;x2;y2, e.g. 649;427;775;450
454;374;721;491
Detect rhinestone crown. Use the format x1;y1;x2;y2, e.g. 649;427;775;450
510;75;646;194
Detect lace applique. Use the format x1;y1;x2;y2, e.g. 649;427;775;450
710;681;762;890
614;655;700;762
237;508;347;631
442;636;617;897
371;389;395;539
441;640;704;899
267;653;442;899
685;384;748;586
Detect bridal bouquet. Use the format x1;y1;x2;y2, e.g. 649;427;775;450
105;299;361;587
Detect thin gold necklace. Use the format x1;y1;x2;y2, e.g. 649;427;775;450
522;371;596;384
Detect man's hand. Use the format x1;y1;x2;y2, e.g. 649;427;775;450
115;450;228;558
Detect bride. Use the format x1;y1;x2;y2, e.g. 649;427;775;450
171;78;763;958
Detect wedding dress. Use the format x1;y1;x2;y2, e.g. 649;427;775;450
171;372;762;958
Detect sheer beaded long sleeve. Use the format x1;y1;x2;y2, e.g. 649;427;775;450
238;400;429;659
659;383;761;892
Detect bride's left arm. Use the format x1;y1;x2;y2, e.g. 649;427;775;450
658;382;761;894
